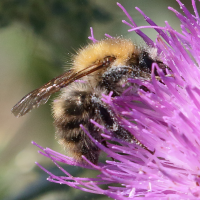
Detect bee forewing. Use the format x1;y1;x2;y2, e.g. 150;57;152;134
11;63;106;117
11;70;75;117
11;91;50;117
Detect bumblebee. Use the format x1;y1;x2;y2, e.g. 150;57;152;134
12;38;166;164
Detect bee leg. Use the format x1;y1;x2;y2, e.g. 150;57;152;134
100;138;115;161
113;126;155;155
97;104;154;155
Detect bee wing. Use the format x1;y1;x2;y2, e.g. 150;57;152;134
12;63;104;117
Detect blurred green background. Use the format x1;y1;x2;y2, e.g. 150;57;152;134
0;0;196;199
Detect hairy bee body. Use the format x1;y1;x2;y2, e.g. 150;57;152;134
53;76;133;164
12;38;164;164
52;38;158;164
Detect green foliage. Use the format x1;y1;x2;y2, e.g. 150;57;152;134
0;0;111;45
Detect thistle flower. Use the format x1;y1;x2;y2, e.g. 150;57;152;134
33;0;200;199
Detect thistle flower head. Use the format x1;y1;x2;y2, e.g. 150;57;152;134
33;1;200;199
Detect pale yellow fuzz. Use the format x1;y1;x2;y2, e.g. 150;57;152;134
72;38;137;72
52;99;65;119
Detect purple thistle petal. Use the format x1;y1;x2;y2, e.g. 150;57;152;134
192;0;200;19
135;7;170;44
104;33;113;38
88;27;98;43
117;2;154;47
116;2;136;27
176;0;196;22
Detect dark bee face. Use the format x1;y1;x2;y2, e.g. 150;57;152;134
12;38;166;164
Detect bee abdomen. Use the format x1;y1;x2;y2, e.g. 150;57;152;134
52;83;103;164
